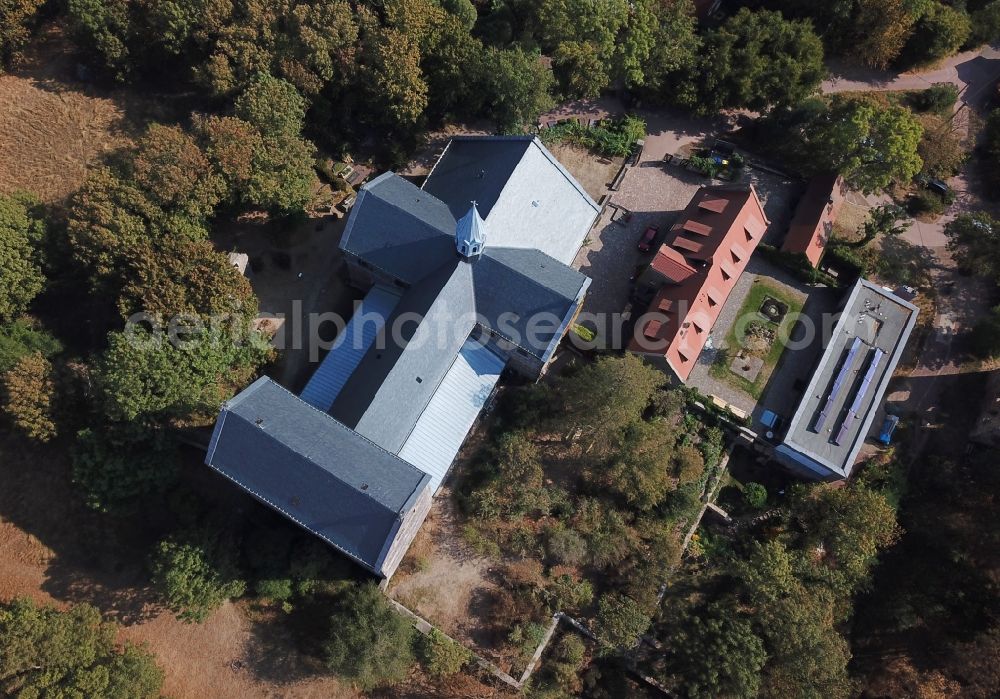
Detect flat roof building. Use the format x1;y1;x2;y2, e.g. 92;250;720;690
775;279;918;480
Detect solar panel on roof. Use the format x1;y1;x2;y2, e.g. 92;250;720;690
813;336;863;433
833;347;884;446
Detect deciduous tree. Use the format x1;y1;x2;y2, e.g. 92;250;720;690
805;97;923;193
1;351;56;442
0;0;44;69
0;597;163;698
150;529;247;622
596;592;650;649
0;193;46;322
324;583;416;689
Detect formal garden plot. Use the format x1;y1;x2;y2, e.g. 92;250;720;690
711;280;806;400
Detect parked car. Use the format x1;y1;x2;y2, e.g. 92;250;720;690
638;225;658;252
877;414;899;445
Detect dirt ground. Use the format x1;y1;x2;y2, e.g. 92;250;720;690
0;25;165;203
545;142;623;202
0;432;363;699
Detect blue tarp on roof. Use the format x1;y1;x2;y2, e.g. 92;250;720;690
299;285;401;413
397;339;505;492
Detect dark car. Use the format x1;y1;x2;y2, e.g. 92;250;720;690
638;226;658;252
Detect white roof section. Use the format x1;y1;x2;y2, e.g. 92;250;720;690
397;338;505;492
486;140;600;265
299;285;401;412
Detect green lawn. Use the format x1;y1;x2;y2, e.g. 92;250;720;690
709;280;805;400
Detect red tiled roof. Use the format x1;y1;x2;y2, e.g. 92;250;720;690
782;173;844;268
650;245;697;284
629;185;769;382
698;197;728;214
673;237;704;254
682;219;714;236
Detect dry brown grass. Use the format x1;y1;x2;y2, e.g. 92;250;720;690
0;24;160;203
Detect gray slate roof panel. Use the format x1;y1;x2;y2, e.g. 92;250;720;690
422;137;534;219
206;378;430;571
340;173;456;284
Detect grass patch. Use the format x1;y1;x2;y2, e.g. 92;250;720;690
709;280;804;400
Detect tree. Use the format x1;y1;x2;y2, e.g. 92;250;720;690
0;193;46;322
129;123;225;226
0;597;163;698
96;325;268;423
662;601;767;699
469;431;547;519
692;8;825;114
0;0;44;69
605;419;675;510
916;113;966;179
644;0;701;95
554;354;662;448
324;583;416;689
72;424;179;512
233;74;317;212
67;0;132;80
418;628;471;678
743;482;768;510
945;212;1000;284
479;46;555;133
2;352;56;442
852;0;916;70
573;498;641;568
805;97;923;193
0;317;62;373
971;1;1000;46
150;529;247;622
359;21;429;131
596;592;650;649
900;3;971;68
789;484;900;600
117;235;258;324
553;41;608;99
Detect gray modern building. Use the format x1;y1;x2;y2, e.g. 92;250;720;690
206;136;599;578
774;279;918;480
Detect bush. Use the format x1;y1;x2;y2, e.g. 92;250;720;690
324;584;415;690
910;84;960;114
418;629;471;678
1;352;56;442
509;621;549;660
908;189;947;216
545;526;588;566
596;592;651;649
150;530;247;623
0;318;61;374
545;574;594;613
744;482;768;510
254;577;294;602
540;116;646;158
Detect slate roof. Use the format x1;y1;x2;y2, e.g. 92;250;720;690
340;173;455;284
206;377;431;574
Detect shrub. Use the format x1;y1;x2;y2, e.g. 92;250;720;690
545;574;594;613
596;592;651;649
908;189;947;216
150;530;247;623
509;621;549;661
540;116;646;158
254;577;294;602
910;84;959;114
0;318;61;373
324;583;415;690
744;482;768;510
545;526;588;566
418;629;471;678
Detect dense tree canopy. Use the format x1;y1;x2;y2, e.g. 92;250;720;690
0;597;164;698
1;351;57;442
0;0;44;69
0;193;46;322
805;97;924;193
945;212;1000;284
323;583;416;690
692;8;825;113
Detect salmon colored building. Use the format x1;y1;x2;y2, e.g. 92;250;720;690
629;185;769;383
781;173;845;268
